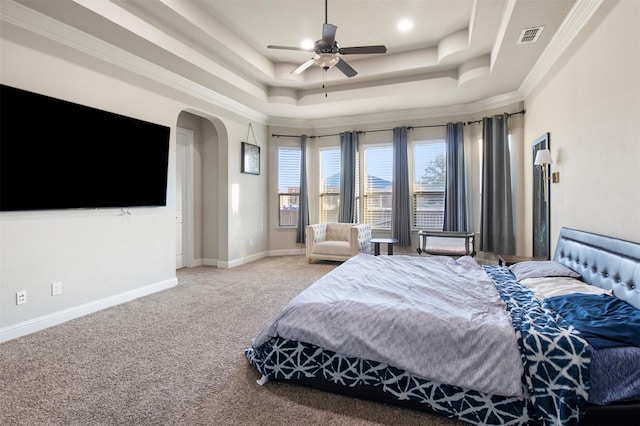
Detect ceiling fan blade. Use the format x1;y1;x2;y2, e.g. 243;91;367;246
267;45;312;52
292;58;315;75
339;45;387;55
322;23;337;47
335;58;357;78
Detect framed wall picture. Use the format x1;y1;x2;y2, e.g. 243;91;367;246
241;142;260;175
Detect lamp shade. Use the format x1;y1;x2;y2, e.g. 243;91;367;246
534;149;553;165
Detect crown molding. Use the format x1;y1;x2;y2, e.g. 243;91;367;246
0;0;268;124
268;90;525;130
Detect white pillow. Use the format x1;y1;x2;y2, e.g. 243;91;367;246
520;276;611;300
509;260;581;281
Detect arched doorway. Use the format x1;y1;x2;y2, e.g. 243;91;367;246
176;110;225;268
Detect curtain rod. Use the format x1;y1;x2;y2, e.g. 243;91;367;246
271;123;446;139
272;110;524;139
465;109;525;125
270;133;341;139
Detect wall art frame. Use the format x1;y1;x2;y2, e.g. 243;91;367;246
241;141;260;175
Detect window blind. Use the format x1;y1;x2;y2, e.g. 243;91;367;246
413;141;445;229
278;147;301;227
320;148;340;223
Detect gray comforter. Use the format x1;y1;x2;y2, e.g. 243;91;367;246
252;254;524;397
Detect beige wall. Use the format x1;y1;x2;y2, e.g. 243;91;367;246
524;0;640;253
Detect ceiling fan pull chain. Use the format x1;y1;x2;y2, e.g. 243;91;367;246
323;69;328;97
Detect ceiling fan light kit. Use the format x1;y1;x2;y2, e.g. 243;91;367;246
314;53;340;69
267;0;387;78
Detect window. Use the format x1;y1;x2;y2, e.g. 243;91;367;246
413;141;446;229
319;148;340;223
363;145;393;229
278;147;301;227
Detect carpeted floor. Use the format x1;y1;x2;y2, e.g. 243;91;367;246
0;255;465;425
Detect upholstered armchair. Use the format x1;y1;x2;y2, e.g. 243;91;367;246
306;223;372;263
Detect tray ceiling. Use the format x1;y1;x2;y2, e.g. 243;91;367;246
2;0;602;123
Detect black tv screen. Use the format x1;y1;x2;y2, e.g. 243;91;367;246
0;84;170;211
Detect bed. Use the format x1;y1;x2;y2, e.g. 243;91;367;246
245;227;640;425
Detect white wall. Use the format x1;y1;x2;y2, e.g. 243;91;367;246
221;119;269;267
524;0;640;251
0;35;179;338
0;22;268;340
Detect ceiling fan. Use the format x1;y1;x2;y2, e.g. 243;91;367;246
267;0;387;78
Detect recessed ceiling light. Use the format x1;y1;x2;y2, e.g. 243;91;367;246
301;38;315;50
397;18;413;33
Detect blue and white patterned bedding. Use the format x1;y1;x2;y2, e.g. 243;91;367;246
246;261;591;425
251;255;523;397
544;293;640;349
589;345;640;404
542;293;640;404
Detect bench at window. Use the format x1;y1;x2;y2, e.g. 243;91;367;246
417;230;476;257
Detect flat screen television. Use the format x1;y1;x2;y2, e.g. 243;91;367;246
0;84;171;212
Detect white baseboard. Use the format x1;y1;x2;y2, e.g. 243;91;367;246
269;248;305;256
219;251;269;269
0;278;178;343
202;250;305;269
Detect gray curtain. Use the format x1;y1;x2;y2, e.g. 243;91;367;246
444;122;468;231
296;135;309;243
338;131;358;223
480;114;515;254
392;127;411;246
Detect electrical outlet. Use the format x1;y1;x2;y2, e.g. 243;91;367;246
52;281;62;296
16;290;27;305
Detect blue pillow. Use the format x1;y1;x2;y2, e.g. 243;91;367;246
546;293;640;349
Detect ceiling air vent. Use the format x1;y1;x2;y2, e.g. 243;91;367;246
517;26;544;44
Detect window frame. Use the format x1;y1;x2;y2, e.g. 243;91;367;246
412;139;446;230
362;143;393;230
319;147;341;223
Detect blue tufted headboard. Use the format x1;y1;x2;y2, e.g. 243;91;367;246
553;227;640;309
